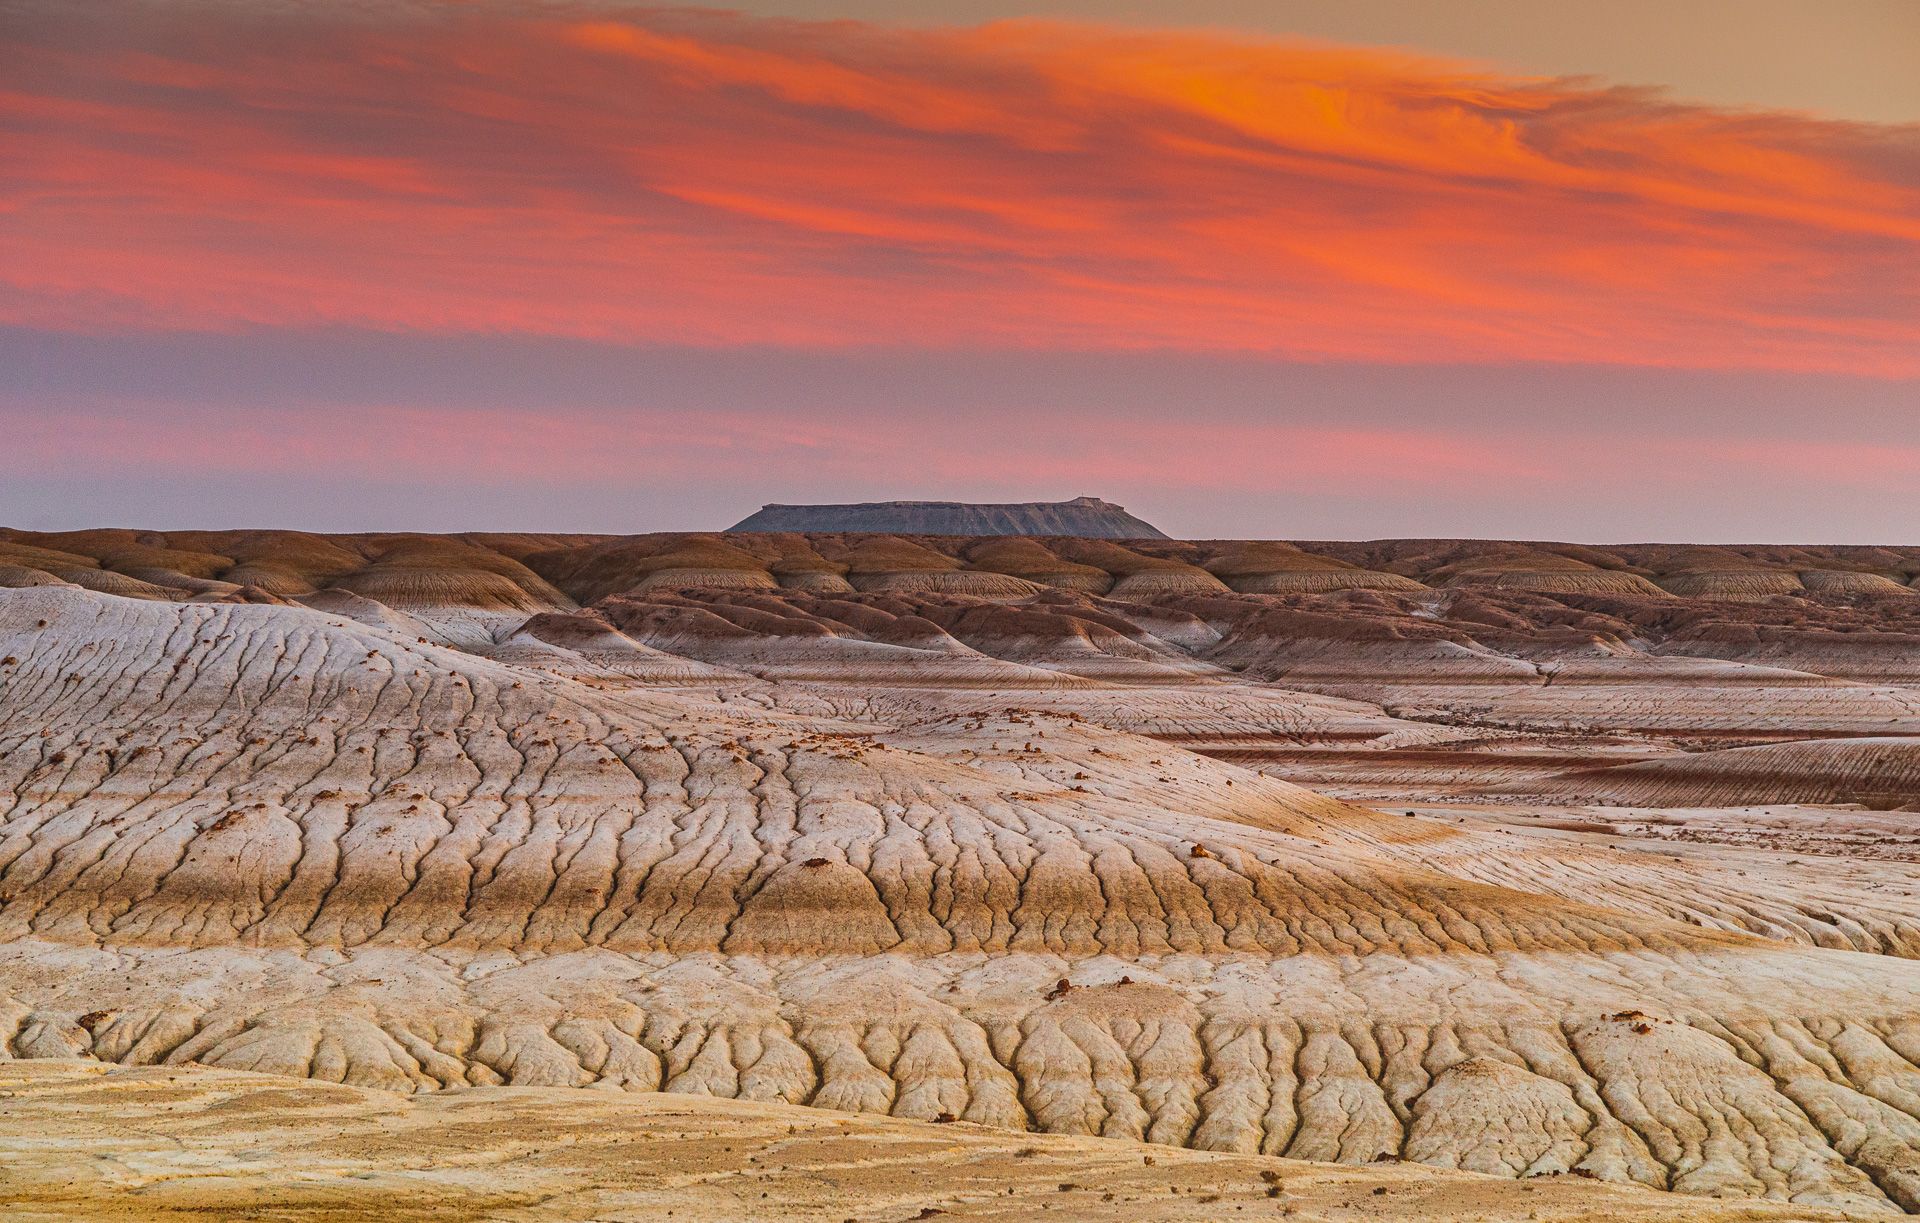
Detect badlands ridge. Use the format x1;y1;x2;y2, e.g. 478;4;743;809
1;525;1918;1216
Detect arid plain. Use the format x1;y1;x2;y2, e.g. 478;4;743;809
2;520;1918;1219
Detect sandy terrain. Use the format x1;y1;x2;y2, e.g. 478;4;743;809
2;1060;1877;1222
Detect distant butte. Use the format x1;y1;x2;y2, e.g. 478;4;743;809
726;495;1170;539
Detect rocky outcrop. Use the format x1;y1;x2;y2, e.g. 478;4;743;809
727;496;1169;539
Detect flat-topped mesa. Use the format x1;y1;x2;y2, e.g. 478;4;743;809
727;496;1170;539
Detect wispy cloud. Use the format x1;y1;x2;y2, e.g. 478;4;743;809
4;2;1916;372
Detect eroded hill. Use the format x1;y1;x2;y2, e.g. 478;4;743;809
1;527;1918;1215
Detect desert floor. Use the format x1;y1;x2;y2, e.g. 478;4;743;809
2;527;1917;1217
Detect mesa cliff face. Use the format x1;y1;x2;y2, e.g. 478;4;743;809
727;496;1171;538
2;525;1919;1214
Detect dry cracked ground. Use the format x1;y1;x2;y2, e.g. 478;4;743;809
2;527;1919;1219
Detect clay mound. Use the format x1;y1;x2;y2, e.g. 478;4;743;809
2;1062;1856;1223
457;531;613;560
1446;565;1664;597
0;540;99;572
0;536;187;601
1630;545;1757;572
961;537;1071;572
2;527;136;555
1800;569;1913;596
851;570;1044;599
963;537;1114;593
1203;541;1349;576
1108;569;1231;598
764;536;856;590
1044;539;1226;598
1426;550;1656;596
193;530;368;586
1198;542;1420;593
1518;737;1920;808
46;566;177;600
775;570;857;593
729;495;1168;539
628;567;781;593
598;590;1096;687
823;534;962;576
296;588;455;643
218;562;319;596
825;536;1053;596
1656;570;1805;600
501;610;742;684
324;540;573;617
528;535;778;604
719;531;850;579
361;540;571;601
1308;538;1920;595
167;526;372;583
89;542;236;581
119;568;245;597
0;564;73;589
1049;538;1190;574
1230;570;1426;594
106;550;237;580
1022;571;1115;593
330;564;560;613
844;595;1224;682
1302;540;1632;585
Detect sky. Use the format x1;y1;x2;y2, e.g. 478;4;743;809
3;1;1917;540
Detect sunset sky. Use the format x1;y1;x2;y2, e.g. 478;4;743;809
5;1;1917;539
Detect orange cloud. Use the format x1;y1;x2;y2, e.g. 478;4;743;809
3;3;1916;372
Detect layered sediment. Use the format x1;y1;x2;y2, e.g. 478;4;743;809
728;497;1170;539
2;528;1919;1215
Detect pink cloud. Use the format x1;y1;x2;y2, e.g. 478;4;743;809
0;4;1915;372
